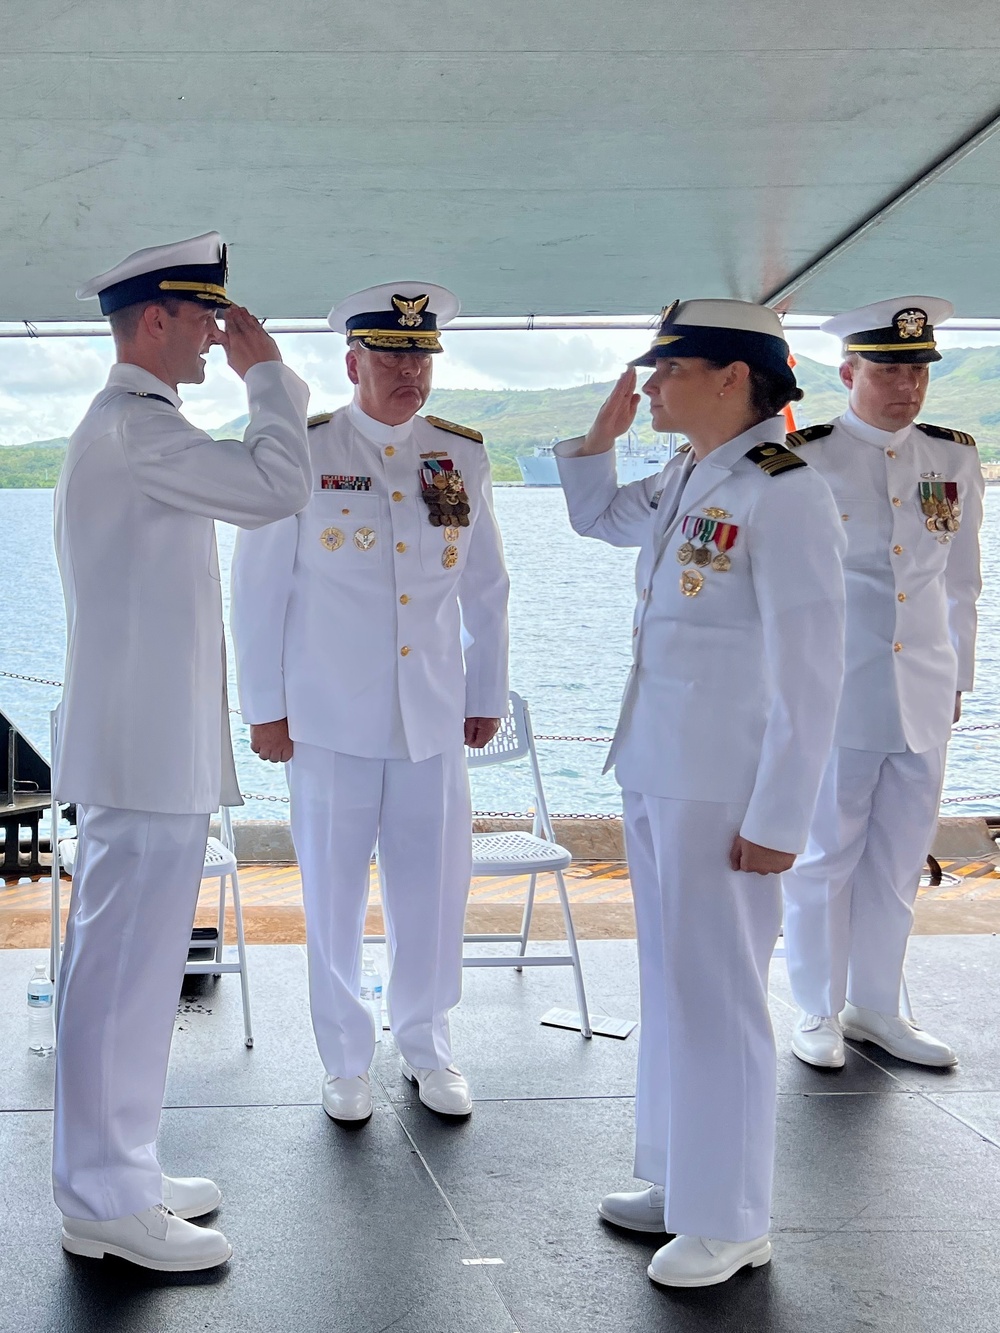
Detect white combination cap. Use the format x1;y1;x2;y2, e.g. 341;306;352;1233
76;231;231;315
328;281;460;353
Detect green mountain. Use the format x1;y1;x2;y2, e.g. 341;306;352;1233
3;348;1000;486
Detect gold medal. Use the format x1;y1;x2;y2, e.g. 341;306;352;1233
711;552;731;572
680;569;704;597
693;545;711;567
442;544;459;569
921;498;937;517
676;542;695;565
946;517;959;532
444;525;461;542
320;527;345;551
925;517;938;532
353;527;376;551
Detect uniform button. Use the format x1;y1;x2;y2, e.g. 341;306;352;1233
400;645;411;657
396;541;407;553
385;445;396;457
392;490;404;502
894;642;903;653
399;594;410;605
892;497;902;506
342;508;350;515
887;449;897;458
841;513;849;521
897;592;906;602
893;545;903;555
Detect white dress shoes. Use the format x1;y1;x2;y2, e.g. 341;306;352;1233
400;1058;473;1116
322;1072;374;1122
841;1002;958;1067
648;1234;772;1288
791;1012;846;1068
598;1184;668;1233
61;1204;232;1271
161;1174;222;1219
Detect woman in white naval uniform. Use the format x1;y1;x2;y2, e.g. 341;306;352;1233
556;300;846;1288
53;234;312;1271
231;283;509;1124
782;298;984;1070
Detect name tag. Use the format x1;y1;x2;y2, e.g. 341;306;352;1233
321;475;371;491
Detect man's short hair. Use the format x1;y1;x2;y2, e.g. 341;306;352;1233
107;295;185;342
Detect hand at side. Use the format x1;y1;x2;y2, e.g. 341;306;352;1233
250;718;293;763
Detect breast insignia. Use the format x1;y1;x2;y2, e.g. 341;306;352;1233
785;423;835;448
307;412;334;428
916;422;978;447
744;443;808;476
425;415;484;444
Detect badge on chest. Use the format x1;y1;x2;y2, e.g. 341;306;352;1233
675;514;739;591
321;475;372;491
918;480;960;542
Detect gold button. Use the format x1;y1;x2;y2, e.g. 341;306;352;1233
385;445;396;457
894;642;903;653
892;497;902;506
396;542;407;553
392;491;404;502
887;449;897;458
841;513;849;521
893;545;903;555
400;646;411;657
399;594;410;605
897;592;906;602
342;508;350;515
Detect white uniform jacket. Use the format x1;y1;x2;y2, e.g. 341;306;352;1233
792;409;984;753
54;361;311;814
557;417;846;854
231;401;510;761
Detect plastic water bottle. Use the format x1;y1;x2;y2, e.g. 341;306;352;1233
360;949;383;1043
27;963;55;1055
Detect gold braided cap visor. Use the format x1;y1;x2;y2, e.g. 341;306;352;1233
349;328;444;352
158;280;232;305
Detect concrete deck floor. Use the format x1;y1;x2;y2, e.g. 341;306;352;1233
1;936;999;1332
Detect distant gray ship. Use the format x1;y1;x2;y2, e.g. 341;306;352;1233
517;429;679;486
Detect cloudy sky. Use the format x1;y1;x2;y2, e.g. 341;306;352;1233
2;323;1000;447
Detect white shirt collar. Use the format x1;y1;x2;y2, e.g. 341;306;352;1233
700;414;788;470
840;406;910;448
348;398;416;446
106;363;182;409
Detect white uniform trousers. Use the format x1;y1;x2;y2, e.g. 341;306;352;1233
623;790;782;1243
287;742;472;1079
782;745;946;1017
52;805;210;1221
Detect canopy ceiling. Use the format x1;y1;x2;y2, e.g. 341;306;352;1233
3;2;1000;321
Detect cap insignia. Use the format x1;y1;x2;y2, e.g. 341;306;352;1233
657;298;679;327
393;293;429;328
895;308;927;340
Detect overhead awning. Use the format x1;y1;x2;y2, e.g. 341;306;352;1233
3;2;1000;321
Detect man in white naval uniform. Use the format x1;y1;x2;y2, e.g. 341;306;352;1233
53;233;311;1271
557;300;845;1289
232;283;509;1122
783;297;984;1070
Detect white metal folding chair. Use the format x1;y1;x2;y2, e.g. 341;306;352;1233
184;806;254;1048
54;797;254;1048
464;692;592;1038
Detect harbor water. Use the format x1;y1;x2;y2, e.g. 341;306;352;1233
1;486;998;820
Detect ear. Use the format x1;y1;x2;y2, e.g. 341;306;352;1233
140;303;170;341
345;348;361;386
839;359;855;391
726;361;751;393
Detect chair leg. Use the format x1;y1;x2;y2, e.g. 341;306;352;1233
230;867;254;1049
514;873;538;973
553;868;592;1039
214;872;226;972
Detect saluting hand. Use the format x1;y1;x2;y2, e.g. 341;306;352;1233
465;717;501;749
729;834;796;876
218;305;283;380
250;718;294;763
579;368;640;455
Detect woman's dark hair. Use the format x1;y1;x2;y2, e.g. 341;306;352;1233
705;359;805;420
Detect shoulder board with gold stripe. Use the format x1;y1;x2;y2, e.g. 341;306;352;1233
307;412;333;428
916;422;977;447
425;415;484;443
744;442;807;476
675;442;692;453
785;423;835;448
